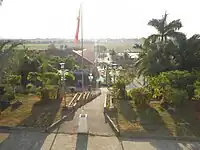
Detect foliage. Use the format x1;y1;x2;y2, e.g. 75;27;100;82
147;73;171;100
147;12;183;42
64;72;75;86
161;70;196;89
113;79;126;99
26;83;37;93
1;92;15;101
135;13;200;77
39;85;59;101
129;87;151;107
6;75;21;86
164;88;188;107
194;80;200;100
147;70;195;101
0;40;22;83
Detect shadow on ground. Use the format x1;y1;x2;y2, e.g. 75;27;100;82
118;100;171;137
75;133;89;150
18;99;62;128
166;100;200;137
119;138;198;150
0;131;50;150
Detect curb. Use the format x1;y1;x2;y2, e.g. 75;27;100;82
45;110;75;132
104;113;120;136
119;135;200;142
103;93;120;136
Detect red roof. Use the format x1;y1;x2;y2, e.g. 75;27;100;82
73;49;95;64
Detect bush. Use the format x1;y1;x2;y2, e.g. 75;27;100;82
129;88;151;107
1;92;15;101
148;70;196;100
40;85;59;101
113;79;126;99
26;83;37;93
165;88;188;107
161;70;196;89
194;80;200;100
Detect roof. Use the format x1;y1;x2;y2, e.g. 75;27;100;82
73;49;95;64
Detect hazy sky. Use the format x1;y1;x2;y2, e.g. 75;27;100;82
0;0;199;39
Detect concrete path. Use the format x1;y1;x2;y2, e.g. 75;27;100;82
1;131;200;150
58;88;115;136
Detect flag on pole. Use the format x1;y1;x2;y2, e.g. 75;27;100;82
74;8;80;44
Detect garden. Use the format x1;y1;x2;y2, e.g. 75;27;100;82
107;13;200;138
0;41;77;128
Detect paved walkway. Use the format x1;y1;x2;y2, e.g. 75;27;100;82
1;88;200;149
58;88;114;136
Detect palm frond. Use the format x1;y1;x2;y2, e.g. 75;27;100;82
164;19;182;32
147;34;160;43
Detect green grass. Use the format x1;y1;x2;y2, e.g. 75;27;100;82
117;100;200;137
0;94;73;128
18;42;139;52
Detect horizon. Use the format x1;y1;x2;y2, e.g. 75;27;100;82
0;0;199;39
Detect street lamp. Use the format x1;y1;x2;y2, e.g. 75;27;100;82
60;63;66;105
88;73;93;91
111;63;118;84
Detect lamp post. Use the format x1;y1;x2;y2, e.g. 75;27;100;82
111;63;118;84
60;63;65;105
88;73;93;91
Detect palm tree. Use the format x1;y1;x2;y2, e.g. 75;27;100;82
147;12;184;43
134;40;176;76
174;34;200;71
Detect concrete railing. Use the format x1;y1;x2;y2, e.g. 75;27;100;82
68;93;79;106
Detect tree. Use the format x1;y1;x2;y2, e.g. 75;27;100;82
0;40;22;84
109;49;117;61
65;73;75;86
134;40;176;76
6;75;21;92
124;52;129;60
48;43;56;50
147;12;184;43
173;34;200;71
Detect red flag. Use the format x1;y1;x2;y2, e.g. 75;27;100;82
74;8;80;44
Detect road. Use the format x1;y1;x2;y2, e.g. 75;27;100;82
0;88;200;149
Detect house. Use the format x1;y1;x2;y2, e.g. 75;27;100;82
45;47;95;67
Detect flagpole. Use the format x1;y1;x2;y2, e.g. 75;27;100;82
80;4;84;93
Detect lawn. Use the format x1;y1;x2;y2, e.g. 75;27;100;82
117;100;200;137
0;94;73;128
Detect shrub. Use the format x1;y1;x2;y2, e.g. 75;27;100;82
129;88;151;107
1;92;15;101
26;83;37;93
165;88;188;107
162;70;196;89
65;73;75;86
147;73;171;100
40;85;59;101
148;70;196;100
194;80;200;100
113;79;126;99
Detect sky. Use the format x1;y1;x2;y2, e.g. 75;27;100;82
0;0;199;39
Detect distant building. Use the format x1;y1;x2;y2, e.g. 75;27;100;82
45;47;95;67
